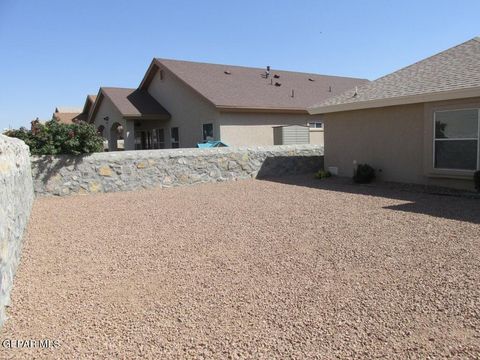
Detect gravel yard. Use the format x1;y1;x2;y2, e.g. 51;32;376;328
1;176;480;359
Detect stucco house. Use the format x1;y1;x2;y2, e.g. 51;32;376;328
89;59;368;150
88;87;170;151
308;37;480;190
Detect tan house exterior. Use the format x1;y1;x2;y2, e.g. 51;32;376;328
89;87;170;151
88;59;367;150
308;37;480;191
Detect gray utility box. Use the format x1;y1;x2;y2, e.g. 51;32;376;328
273;125;310;145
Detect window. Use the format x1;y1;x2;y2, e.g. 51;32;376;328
156;129;165;149
134;129;165;150
434;109;479;171
308;122;323;129
171;127;179;148
202;123;214;141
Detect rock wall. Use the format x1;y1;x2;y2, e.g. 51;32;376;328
31;145;324;196
0;135;34;326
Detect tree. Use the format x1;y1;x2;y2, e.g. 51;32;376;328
3;120;104;155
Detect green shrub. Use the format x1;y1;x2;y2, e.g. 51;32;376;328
4;120;104;155
353;164;375;184
314;169;332;179
474;170;480;192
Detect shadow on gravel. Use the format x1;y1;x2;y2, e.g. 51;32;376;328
258;174;480;225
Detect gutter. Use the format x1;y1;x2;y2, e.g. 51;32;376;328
308;86;480;114
217;106;308;114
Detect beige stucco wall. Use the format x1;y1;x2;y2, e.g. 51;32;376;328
147;67;220;148
92;96;128;151
309;129;324;145
219;112;324;146
324;97;480;190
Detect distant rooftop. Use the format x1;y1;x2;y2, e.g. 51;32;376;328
55;107;83;114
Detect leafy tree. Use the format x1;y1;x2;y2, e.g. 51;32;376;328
4;120;103;155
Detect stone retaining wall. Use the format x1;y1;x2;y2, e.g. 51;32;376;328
0;135;34;327
31;145;323;196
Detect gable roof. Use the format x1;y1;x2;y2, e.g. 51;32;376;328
139;58;369;113
309;37;480;114
55;106;83;113
52;111;81;124
89;87;170;122
73;95;98;123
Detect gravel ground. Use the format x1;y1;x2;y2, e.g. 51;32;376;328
1;176;479;359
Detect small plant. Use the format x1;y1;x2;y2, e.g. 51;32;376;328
314;169;332;179
474;170;480;192
353;164;375;184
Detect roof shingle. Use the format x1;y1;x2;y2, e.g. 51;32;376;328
146;59;369;111
101;87;170;118
310;37;480;111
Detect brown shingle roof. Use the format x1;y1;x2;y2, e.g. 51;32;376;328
102;87;170;117
52;111;81;124
141;59;369;112
87;94;97;104
89;87;170;121
310;37;480;112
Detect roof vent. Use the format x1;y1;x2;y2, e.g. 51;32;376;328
224;70;231;75
265;66;271;78
273;74;280;79
291;89;295;98
328;86;332;92
308;78;315;82
275;82;281;87
353;86;358;97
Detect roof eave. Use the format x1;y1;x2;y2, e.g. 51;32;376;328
308;86;480;114
123;114;171;120
217;106;308;114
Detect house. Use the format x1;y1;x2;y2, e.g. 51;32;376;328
308;37;480;190
52;107;83;124
52;95;97;124
89;59;368;150
88;87;169;151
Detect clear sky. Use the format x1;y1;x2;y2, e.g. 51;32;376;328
0;0;479;129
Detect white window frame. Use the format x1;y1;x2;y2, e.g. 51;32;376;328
308;122;323;129
432;108;480;172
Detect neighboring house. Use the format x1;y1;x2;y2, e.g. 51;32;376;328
89;59;368;150
52;95;97;124
308;37;480;190
52;106;83;124
89;87;170;151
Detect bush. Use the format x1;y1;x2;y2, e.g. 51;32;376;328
4;120;104;155
474;170;480;192
353;164;376;184
314;169;332;179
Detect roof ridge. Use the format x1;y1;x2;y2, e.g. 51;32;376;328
155;57;368;80
100;86;136;91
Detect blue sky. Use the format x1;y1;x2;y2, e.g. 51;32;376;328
0;0;479;129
